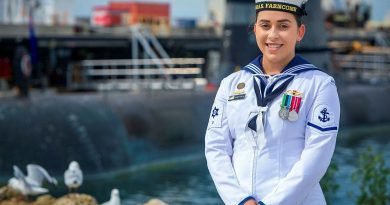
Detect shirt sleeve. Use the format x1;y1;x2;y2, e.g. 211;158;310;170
261;77;340;205
205;78;254;205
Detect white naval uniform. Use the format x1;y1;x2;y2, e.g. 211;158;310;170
205;55;340;205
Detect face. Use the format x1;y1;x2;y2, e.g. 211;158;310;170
254;10;305;68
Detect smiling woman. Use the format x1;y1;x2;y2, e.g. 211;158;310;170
254;10;305;74
205;0;341;205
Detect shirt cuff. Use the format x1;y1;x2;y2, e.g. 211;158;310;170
238;196;256;205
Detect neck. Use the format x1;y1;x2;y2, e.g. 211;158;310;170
262;54;295;75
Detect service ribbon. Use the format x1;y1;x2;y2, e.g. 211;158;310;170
286;94;292;109
281;93;288;107
290;96;302;112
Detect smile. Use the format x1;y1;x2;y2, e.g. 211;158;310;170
266;43;283;50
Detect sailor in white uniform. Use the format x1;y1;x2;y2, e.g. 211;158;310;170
205;1;340;205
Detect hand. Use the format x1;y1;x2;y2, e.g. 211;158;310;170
244;199;258;205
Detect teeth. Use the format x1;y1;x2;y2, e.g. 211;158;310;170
267;44;282;48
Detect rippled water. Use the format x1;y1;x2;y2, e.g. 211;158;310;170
51;154;221;205
46;124;390;204
329;124;390;205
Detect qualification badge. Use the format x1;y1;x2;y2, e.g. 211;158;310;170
279;90;303;122
228;82;246;101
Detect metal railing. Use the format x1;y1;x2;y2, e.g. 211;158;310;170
334;53;390;84
66;25;209;91
66;58;207;91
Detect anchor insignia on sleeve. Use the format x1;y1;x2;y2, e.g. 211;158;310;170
318;108;330;122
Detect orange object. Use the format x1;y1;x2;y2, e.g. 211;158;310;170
92;1;170;31
92;6;123;26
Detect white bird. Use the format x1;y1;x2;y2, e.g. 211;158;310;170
25;164;58;186
64;161;83;192
8;164;56;196
101;189;121;205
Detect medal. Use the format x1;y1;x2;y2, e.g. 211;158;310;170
279;93;291;120
288;110;299;121
280;90;303;121
279;108;289;120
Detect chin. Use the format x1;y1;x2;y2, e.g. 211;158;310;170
264;54;283;62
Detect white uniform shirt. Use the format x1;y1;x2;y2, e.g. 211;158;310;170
205;55;340;205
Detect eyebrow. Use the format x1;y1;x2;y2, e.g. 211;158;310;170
258;19;292;23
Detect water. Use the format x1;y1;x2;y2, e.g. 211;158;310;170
329;124;390;204
41;124;390;204
51;154;223;205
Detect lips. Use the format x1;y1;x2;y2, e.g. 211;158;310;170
266;43;283;52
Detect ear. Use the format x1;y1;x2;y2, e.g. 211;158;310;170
253;23;257;34
297;24;306;42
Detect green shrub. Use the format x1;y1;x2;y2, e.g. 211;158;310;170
321;161;339;205
351;146;390;205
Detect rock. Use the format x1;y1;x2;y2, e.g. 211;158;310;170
143;199;169;205
31;195;57;205
53;193;98;205
0;186;25;201
0;187;100;205
0;199;28;205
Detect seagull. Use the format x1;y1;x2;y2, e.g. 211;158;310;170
25;164;58;186
101;188;121;205
8;164;56;196
64;161;83;192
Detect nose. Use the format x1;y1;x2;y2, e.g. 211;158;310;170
268;26;279;40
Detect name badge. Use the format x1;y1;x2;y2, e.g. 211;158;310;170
228;94;246;101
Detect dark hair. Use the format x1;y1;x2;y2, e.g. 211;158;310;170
255;12;303;27
295;15;303;27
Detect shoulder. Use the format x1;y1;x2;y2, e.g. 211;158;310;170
214;70;252;102
297;69;337;89
220;70;252;87
224;70;252;81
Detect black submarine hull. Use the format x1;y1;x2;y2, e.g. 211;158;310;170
0;85;389;176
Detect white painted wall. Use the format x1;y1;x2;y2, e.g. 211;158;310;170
0;0;75;25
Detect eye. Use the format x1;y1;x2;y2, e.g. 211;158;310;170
279;23;289;30
258;23;270;30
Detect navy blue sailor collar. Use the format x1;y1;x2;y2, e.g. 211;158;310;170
242;54;318;77
244;55;319;132
242;54;320;107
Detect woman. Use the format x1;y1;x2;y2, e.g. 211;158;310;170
205;0;340;205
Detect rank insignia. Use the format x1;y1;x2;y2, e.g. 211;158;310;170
307;104;337;132
279;90;303;122
312;104;335;127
